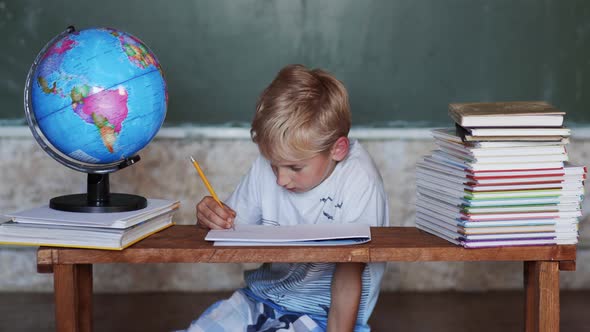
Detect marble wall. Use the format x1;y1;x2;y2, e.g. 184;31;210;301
1;127;589;292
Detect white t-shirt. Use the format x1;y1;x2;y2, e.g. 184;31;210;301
225;140;389;329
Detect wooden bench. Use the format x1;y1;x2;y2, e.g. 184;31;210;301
36;226;576;332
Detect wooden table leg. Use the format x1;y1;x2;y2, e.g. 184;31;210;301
54;264;93;332
524;261;560;332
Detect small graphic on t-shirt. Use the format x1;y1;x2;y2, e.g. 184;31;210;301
320;196;340;221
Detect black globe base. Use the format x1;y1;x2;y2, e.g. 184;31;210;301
50;193;147;213
49;172;147;213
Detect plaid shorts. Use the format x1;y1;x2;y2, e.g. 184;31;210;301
180;288;325;332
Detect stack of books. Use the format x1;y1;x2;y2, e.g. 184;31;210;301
416;101;587;248
0;198;179;250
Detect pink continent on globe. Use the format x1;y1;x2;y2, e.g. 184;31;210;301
79;88;128;133
76;87;129;153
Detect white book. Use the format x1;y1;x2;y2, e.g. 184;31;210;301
417;217;576;240
416;180;469;198
417;193;580;214
416;213;577;235
464;204;580;214
466;189;585;199
416;223;461;245
467;127;571;137
431;128;570;147
473;167;583;177
463;238;578;248
431;128;465;144
469;175;582;185
416;204;463;222
418;158;571;179
472;139;570;148
465;196;581;207
463;210;582;221
0;212;175;250
468;182;583;192
4;199;180;229
416;167;582;185
417;160;469;177
416;168;465;184
416;179;585;199
416;211;578;228
416;175;582;192
416;218;461;238
435;139;567;157
460;218;579;228
417;187;582;207
465;224;578;235
416;200;582;221
447;195;578;217
431;151;564;171
205;223;371;246
466;164;583;177
435;147;569;164
422;155;574;176
417;220;578;248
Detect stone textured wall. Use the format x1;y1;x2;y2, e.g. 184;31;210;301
1;127;589;292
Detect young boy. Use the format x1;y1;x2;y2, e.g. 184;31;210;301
188;64;389;332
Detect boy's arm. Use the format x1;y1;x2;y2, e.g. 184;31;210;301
327;262;365;332
223;156;265;225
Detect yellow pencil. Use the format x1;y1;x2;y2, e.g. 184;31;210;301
190;156;234;230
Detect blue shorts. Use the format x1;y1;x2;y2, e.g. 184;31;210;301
179;288;326;332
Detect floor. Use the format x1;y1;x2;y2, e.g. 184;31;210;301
1;291;588;331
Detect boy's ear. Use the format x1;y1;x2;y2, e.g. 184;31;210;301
330;137;350;162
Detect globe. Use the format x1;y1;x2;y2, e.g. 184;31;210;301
24;26;167;212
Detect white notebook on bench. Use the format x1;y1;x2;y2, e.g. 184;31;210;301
205;223;371;246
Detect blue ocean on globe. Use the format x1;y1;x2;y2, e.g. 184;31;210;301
30;27;167;164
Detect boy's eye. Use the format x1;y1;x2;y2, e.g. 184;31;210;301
290;166;303;172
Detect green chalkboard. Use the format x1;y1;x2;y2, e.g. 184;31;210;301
1;0;590;126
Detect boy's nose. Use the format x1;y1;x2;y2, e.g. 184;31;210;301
276;170;290;187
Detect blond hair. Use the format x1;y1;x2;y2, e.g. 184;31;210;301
251;64;351;162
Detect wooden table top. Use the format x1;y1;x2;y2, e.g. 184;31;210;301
36;226;576;267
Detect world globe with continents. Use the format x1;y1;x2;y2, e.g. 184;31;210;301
27;27;167;168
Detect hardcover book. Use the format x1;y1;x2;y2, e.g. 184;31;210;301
448;101;564;128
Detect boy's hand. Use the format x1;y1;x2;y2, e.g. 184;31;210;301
195;196;236;230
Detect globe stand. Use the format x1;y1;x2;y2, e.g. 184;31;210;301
49;156;147;213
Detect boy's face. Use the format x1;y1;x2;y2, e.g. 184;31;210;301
270;152;335;193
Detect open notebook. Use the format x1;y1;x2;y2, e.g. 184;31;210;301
205;223;371;246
